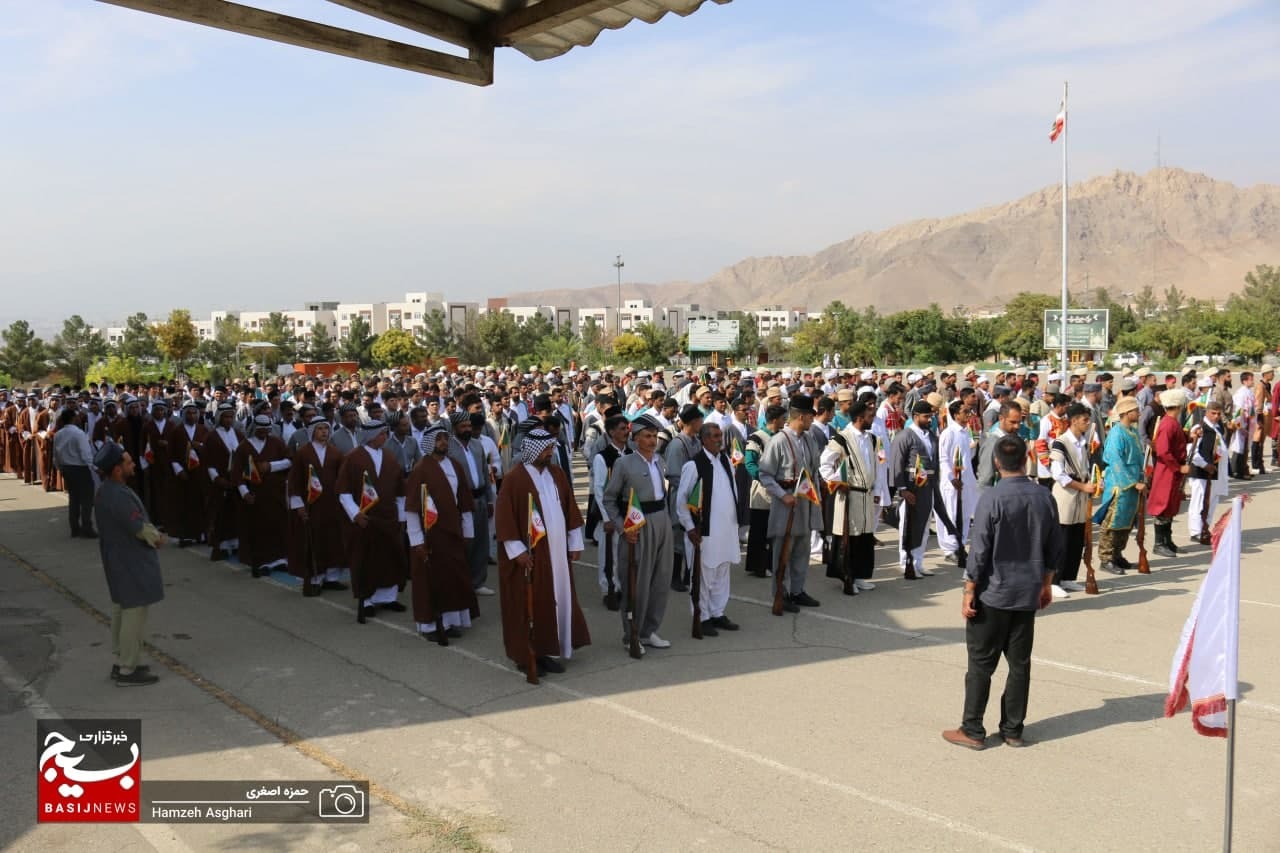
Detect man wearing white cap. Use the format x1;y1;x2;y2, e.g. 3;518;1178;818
1187;400;1229;545
1148;389;1189;558
1228;372;1257;480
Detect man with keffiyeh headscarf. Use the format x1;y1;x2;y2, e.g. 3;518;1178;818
494;428;589;678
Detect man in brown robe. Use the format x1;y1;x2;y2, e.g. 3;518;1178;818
38;394;63;492
165;402;210;546
202;403;242;561
1;391;17;475
336;420;407;619
405;424;479;642
287;418;348;596
495;428;589;678
20;394;41;485
110;397;146;497
231;414;291;577
92;399;120;449
141;400;174;523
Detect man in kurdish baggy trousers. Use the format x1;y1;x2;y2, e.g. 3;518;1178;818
92;442;166;687
943;435;1064;749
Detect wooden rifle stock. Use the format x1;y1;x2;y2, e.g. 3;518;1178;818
771;504;797;615
691;537;703;639
953;480;968;570
627;539;642;659
1136;487;1151;574
840;489;853;594
1084;487;1098;594
603;529;619;610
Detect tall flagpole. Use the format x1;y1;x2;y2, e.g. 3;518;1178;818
1060;80;1069;374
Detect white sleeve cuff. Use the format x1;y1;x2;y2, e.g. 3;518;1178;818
339;493;359;521
568;526;584;552
406;513;424;547
207;468;219;482
289;496;304;510
503;540;527;560
238;485;249;497
396;495;407;522
171;462;184;475
461;511;475;539
269;459;291;472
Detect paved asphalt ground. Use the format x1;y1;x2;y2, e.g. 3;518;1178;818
2;460;1279;852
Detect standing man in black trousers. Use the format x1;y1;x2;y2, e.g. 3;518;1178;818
52;408;97;538
943;435;1063;750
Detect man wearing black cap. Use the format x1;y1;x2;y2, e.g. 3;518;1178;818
758;395;824;610
93;441;164;686
891;400;945;580
665;405;704;592
231;414;292;578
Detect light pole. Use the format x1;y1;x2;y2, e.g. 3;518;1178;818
613;254;624;333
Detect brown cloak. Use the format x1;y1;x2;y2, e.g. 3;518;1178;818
495;463;590;663
231;435;290;569
201;428;241;548
165;421;210;540
336;446;406;600
286;441;346;579
404;454;479;625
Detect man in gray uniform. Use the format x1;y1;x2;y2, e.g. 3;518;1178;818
758;395;824;612
93;442;165;686
603;415;674;651
330;404;361;454
448;410;496;596
889;400;943;580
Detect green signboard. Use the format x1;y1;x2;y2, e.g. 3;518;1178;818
1043;309;1109;351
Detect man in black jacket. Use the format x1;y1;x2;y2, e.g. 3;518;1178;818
943;435;1063;750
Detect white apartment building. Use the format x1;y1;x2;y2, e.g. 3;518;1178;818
501;305;554;326
576;307;615;335
619;299;655;332
755;307;808;337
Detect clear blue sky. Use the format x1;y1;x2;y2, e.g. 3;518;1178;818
2;0;1277;331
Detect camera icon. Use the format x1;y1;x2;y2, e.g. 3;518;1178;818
318;785;365;819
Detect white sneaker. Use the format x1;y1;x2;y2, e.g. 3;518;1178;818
918;567;936;577
855;580;876;591
642;633;671;649
474;586;496;596
1061;580;1086;592
1051;584;1070;599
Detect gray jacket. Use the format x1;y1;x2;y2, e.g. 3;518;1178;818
448;436;493;504
386;434;423;475
758;426;824;535
602;451;667;523
94;480;164;609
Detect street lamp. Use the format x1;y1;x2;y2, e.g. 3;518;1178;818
614;254;624;333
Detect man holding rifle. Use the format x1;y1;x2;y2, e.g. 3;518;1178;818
1049;403;1096;597
758;396;824;612
890;401;942;580
590;414;632;610
675;422;743;637
1092;398;1145;574
820;400;885;595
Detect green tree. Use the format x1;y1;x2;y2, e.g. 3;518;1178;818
87;355;144;386
579;316;606;367
515;312;556;358
0;320;49;382
155;309;199;372
535;334;580;370
472;311;519;367
50;315;108;387
718;311;761;359
612;332;648;363
117;312;159;361
370;328;424;369
196;315;245;380
416;308;454;357
1234;336;1266;361
341;316;376;367
257;312;297;364
995;292;1058;364
302;322;338;362
632;322;678;364
1164;285;1185;319
1133;284;1158;320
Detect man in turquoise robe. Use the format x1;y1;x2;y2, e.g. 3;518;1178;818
1092;397;1145;573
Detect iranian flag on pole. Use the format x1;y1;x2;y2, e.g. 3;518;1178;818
1164;497;1243;737
527;493;547;548
420;484;439;530
358;470;379;514
307;464;323;504
795;468;821;506
1049;104;1065;142
187;446;201;471
622;488;647;533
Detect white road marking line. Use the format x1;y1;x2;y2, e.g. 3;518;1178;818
0;655;200;853
272;578;1036;852
1242;599;1280;608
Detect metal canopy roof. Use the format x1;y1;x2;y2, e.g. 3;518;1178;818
96;0;732;86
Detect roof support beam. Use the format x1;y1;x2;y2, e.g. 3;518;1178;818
96;0;494;85
323;0;482;51
493;0;622;44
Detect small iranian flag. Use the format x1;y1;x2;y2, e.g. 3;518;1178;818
622;488;647;533
187;446;200;470
826;459;848;495
687;478;703;515
1091;464;1103;496
420;484;439;530
307;464;323;504
358;470;378;514
1049;105;1065;142
143;441;154;464
795;468;821;506
913;455;928;487
244;455;262;484
527;493;547;548
729;436;745;467
953;446;965;479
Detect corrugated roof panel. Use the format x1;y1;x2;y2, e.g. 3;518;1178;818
511;0;730;61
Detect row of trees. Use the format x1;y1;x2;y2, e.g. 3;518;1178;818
3;266;1276;388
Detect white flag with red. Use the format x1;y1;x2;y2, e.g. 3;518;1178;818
1164;497;1242;737
1049;106;1065;142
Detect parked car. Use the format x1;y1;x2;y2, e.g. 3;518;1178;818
1112;352;1142;368
1184;354;1212;367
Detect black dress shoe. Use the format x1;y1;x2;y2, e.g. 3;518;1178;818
781;598;800;613
1113;555;1132;570
446;626;462;638
712;616;740;631
603;592;620;611
421;630;448;644
111;664;151;680
537;656;566;674
671;581;689;593
177;538;194;547
210;548;227;562
360;605;379;619
517;661;547;677
250;566;265;578
699;620;720;637
842;582;858;596
83;529;99;539
792;591;820;607
322;581;349;591
1153;544;1175;558
302;586;322;597
380;601;407;612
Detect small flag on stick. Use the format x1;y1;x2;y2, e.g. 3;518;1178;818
622;488;647;533
307;464;323;504
420;484;438;530
527;493;547;548
795;468;821;506
358;470;378;513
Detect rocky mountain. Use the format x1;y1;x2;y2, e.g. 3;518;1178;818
505;168;1280;314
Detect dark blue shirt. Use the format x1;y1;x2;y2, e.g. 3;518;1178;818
966;476;1063;611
